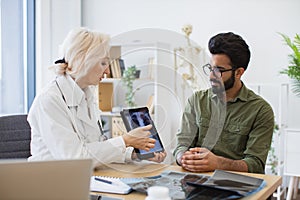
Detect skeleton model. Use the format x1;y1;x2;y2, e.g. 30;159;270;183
174;24;208;102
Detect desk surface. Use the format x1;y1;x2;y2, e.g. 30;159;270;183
93;162;282;200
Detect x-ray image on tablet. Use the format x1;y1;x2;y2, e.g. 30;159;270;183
120;107;164;159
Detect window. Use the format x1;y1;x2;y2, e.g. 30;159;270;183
0;0;35;115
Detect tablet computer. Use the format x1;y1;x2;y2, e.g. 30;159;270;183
120;107;164;159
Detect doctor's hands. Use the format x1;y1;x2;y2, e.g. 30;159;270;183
123;125;167;163
180;147;220;172
122;124;155;151
131;151;167;163
148;151;167;163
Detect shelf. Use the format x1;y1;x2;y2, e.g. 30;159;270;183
100;111;120;117
97;42;176;162
101;77;154;83
101;78;121;83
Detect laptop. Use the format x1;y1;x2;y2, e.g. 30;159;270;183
0;159;93;200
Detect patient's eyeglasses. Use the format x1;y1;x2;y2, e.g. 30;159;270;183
202;63;235;78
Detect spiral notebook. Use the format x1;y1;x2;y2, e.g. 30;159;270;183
90;176;132;194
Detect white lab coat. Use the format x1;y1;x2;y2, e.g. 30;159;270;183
28;74;133;167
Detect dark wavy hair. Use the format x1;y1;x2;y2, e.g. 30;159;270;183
208;32;250;70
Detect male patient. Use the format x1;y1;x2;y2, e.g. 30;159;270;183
173;32;274;174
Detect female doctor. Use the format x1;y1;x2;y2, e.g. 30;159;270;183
27;27;166;166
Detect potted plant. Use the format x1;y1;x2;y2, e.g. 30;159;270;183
267;123;280;175
122;65;138;107
279;33;300;96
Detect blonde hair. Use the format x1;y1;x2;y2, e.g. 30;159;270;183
51;27;110;79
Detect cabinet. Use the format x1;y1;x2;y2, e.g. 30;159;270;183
98;82;113;111
98;42;170;114
284;129;300;176
284;129;300;200
111;116;127;138
248;83;289;200
98;45;156;111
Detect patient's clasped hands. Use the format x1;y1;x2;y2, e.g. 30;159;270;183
181;147;220;172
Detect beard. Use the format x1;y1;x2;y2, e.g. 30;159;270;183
224;71;235;90
211;72;235;94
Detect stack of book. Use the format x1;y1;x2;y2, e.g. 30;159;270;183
109;58;125;78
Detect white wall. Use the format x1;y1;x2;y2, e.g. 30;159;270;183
36;0;300;130
35;0;81;92
81;0;300;128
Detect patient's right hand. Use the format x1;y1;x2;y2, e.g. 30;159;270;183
122;125;155;151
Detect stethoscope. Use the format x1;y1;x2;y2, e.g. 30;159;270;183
55;79;107;141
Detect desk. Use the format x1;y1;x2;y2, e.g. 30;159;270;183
93;162;282;200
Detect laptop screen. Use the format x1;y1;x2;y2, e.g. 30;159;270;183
0;159;93;200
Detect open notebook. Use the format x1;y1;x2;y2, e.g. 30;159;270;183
90;175;132;194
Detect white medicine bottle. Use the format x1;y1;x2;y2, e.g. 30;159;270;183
145;186;171;200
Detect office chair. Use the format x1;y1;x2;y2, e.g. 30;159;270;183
0;114;31;158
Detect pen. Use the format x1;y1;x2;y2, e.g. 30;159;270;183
97;120;107;141
94;177;113;185
97;120;105;135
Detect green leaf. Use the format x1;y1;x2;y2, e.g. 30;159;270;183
291;79;300;97
121;65;137;107
279;33;300;86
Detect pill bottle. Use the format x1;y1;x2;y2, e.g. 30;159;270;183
145;186;171;200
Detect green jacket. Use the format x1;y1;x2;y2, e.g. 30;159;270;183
173;84;274;174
